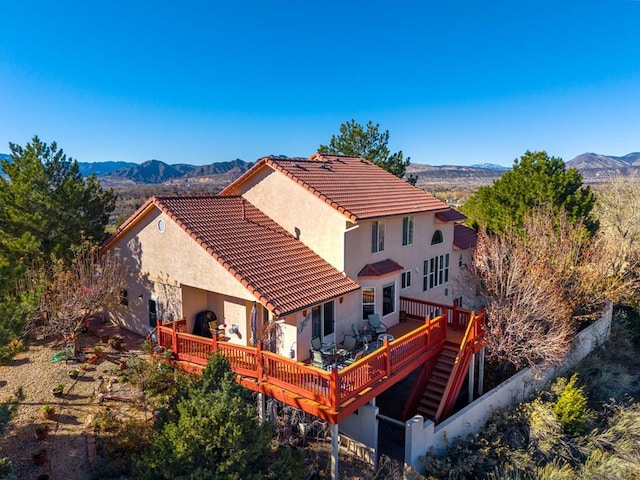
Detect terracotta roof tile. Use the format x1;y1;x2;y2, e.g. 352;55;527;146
358;259;404;278
222;154;449;222
453;224;478;249
105;195;359;317
436;208;467;222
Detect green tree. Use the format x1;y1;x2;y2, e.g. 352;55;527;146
0;136;116;265
462;150;597;235
134;355;304;479
318;119;417;184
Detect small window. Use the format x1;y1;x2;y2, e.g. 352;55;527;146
157;218;166;233
459;254;463;267
401;270;412;289
371;221;385;253
362;287;375;320
119;289;128;306
402;216;414;246
431;229;443;245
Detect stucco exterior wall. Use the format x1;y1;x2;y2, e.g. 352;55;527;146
225;167;349;271
108;207;257;336
344;214;459;317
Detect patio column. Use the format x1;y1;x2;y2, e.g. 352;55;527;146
330;422;339;480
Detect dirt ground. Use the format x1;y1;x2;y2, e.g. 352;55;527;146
0;318;401;479
0;317;148;480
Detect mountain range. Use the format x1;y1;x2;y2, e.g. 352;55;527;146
1;152;638;184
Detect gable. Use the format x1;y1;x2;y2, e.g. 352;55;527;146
222;154;449;222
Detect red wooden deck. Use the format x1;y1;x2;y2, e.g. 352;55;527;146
155;297;485;424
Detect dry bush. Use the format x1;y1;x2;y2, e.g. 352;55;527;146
23;244;128;344
468;209;613;374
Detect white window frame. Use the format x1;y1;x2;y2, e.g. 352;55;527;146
362;287;375;320
431;229;444;245
371;221;385;253
401;270;412;289
382;282;396;317
402;216;414;246
423;253;450;291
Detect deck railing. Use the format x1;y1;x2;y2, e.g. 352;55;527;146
155;298;481;423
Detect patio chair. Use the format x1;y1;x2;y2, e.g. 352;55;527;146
336;335;357;360
368;314;388;335
352;323;372;345
310;349;330;369
343;349;365;366
310;337;332;354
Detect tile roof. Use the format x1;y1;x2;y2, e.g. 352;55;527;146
453;224;478;250
436;208;467;223
358;259;404;278
222;154;449;222
103;195;360;317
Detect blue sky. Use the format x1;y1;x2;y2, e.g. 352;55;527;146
1;0;639;167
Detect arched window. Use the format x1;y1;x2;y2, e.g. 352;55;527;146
431;230;444;245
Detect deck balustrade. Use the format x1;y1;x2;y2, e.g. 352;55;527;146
155;297;485;424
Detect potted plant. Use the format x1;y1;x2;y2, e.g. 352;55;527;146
68;368;80;379
35;424;50;440
41;405;55;420
32;448;48;465
52;383;64;397
108;334;124;350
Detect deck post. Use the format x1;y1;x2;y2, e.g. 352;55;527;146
256;343;264;383
257;393;266;424
467;351;475;403
477;346;485;396
384;339;391;377
171;322;178;354
330;422;339;480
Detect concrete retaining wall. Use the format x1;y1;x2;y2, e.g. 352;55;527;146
405;301;613;473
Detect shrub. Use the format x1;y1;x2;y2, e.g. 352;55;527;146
553;374;590;436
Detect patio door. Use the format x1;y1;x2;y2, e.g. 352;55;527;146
311;301;335;343
148;298;158;328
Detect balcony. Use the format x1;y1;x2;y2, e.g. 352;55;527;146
155;297;485;425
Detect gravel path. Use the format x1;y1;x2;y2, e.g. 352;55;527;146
0;321;145;480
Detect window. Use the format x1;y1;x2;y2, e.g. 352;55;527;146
119;289;128;307
423;253;450;290
371;221;385;253
402;216;414;246
401;270;412;289
459;254;463;267
323;301;335;337
383;283;395;316
431;229;443;245
362;287;375;320
157;218;166;233
312;301;335;339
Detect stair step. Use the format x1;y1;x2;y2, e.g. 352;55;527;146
425;386;444;398
423;388;441;400
428;377;449;391
440;348;458;358
416;407;436;419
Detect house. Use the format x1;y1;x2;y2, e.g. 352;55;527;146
102;154;477;361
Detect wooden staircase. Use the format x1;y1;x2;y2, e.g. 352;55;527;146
416;341;459;420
